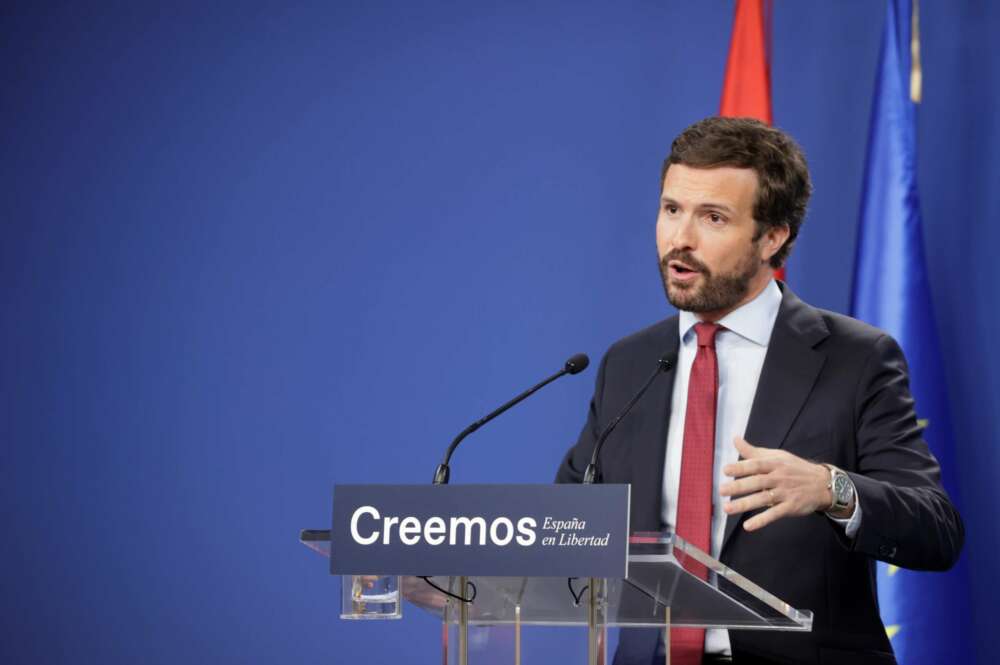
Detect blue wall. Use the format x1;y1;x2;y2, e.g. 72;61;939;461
3;2;997;662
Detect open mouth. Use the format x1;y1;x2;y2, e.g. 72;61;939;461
668;260;701;281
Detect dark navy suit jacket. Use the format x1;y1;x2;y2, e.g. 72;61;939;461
556;284;963;665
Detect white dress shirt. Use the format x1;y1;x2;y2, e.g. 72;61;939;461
660;279;860;654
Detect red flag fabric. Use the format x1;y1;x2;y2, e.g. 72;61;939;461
719;0;784;280
720;0;772;123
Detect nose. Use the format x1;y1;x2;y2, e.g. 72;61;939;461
668;214;698;252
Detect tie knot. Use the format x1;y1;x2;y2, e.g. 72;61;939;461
693;322;722;348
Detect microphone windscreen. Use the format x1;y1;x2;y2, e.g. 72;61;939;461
658;352;678;372
564;353;590;375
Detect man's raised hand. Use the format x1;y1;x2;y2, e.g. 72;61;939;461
719;436;836;531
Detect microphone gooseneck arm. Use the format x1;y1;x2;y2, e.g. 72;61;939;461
582;353;675;484
432;353;589;484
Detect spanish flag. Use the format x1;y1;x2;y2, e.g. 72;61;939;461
719;0;772;124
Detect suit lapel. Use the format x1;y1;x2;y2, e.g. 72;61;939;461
629;322;680;532
721;285;830;553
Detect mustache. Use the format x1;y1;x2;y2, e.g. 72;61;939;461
660;250;710;274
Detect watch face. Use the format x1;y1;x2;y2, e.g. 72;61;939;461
834;474;852;503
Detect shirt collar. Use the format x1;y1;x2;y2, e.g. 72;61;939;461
678;279;782;347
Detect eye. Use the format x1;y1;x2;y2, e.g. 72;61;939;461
663;204;679;215
706;212;726;225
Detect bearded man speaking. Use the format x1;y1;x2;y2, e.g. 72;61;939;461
556;117;962;665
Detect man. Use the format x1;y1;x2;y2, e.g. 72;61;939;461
556;117;963;665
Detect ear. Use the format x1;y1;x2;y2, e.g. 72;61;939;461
759;223;790;264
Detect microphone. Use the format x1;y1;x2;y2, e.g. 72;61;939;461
582;352;676;484
432;353;590;484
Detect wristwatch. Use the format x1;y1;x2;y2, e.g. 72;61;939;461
823;464;855;514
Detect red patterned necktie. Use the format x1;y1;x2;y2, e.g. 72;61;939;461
672;321;721;665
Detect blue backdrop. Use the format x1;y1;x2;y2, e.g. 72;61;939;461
3;2;997;662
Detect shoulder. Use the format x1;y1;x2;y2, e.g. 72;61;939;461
605;316;677;361
778;284;898;356
595;316;679;389
816;308;891;348
782;294;909;390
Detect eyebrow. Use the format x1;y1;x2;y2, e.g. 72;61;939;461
660;197;735;214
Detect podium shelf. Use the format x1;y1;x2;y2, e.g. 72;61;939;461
299;529;812;632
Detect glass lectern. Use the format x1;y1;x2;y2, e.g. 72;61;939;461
300;530;812;664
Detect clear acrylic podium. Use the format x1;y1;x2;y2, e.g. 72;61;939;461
300;530;812;664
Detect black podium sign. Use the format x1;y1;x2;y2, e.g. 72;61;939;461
330;484;630;578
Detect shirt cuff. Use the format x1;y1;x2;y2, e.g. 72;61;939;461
826;494;862;539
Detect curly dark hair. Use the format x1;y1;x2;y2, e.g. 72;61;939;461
661;117;812;269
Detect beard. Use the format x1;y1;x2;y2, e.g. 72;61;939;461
659;242;762;315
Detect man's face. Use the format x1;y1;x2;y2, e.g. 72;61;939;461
656;163;782;321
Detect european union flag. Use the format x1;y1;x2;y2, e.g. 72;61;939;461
850;1;972;662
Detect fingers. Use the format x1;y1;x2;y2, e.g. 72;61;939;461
719;474;769;497
733;436;759;457
720;438;821;532
743;503;788;532
724;438;783;477
721;488;789;531
723;457;775;478
723;488;778;516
